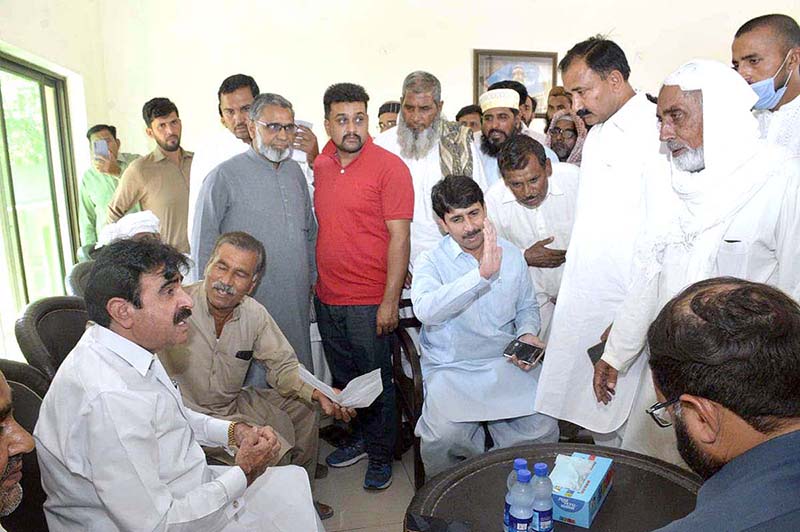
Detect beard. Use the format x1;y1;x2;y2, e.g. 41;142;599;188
551;140;573;162
335;133;364;154
674;414;724;480
396;112;441;160
156;135;180;153
480;129;512;157
0;456;23;517
668;141;705;172
256;132;292;162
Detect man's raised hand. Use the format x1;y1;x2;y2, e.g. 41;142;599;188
478;219;503;279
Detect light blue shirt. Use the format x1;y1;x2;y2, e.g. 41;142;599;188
411;235;543;422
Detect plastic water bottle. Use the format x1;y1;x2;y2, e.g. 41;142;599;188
507;469;535;532
531;463;554;532
504;458;528;531
504;459;529;530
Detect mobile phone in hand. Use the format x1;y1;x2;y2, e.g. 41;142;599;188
587;340;606;365
93;139;110;159
503;339;545;366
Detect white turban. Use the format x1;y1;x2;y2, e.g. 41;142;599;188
97;211;161;248
479;88;519;113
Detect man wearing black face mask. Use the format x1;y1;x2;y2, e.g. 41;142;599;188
647;277;800;531
732;14;800;157
34;237;323;531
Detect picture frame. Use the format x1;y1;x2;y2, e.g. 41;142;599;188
473;49;558;119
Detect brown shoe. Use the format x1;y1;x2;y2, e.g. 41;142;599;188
315;463;329;479
314;501;334;520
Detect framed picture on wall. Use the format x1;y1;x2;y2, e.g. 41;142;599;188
473;49;558;118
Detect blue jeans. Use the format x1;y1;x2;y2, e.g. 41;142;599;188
314;298;397;462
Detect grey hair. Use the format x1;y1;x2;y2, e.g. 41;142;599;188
249;93;294;120
402;71;442;102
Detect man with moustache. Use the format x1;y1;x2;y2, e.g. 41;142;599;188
546;86;573;129
108;98;193;253
162;231;352;520
375;71;487;265
485;135;579;339
732;14;800;157
534;37;670;449
0;370;36;531
546;109;588;165
411;175;558;477
193;93;318;373
647;278;800;531
34;237;323;531
456;104;483;134
593;59;800;464
314;82;413;490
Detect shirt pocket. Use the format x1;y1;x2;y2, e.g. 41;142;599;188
481;277;516;331
211;351;253;395
716;240;750;278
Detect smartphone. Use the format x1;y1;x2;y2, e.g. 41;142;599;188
93;139;110;159
587;340;606;365
503;339;545;366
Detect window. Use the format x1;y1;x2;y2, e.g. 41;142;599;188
0;55;76;360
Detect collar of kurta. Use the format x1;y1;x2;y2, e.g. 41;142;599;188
151;146;193;163
499;171;564;205
442;234;477;261
604;91;650;133
93;324;156;376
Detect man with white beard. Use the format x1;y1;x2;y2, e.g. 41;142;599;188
192;93;318;374
593;59;800;464
375;71;487;266
0;369;35;531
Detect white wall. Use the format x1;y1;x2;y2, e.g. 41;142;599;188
3;0;800;158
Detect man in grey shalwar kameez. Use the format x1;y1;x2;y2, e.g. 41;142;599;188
192;93;317;382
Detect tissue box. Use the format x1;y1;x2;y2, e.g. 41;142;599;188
551;453;614;528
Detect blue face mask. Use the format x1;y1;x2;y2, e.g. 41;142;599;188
750;52;793;110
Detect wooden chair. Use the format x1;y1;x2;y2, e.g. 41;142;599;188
392;299;425;489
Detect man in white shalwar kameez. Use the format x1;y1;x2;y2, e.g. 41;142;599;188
533;37;670;446
732;14;800;157
594;59;800;465
375;71;487;266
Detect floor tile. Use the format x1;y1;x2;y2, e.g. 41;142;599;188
315;441;414;532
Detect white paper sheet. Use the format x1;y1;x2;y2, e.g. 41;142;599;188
298;366;383;409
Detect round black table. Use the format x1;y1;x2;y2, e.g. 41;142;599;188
406;443;701;531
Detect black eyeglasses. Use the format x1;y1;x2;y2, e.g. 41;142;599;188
255;120;297;134
549;127;577;139
646;397;680;428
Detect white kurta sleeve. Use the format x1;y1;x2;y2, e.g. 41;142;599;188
85;391;246;531
411;250;490;325
775;163;800;301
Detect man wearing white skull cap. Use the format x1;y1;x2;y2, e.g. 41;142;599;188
96;210;161;248
593;59;800;464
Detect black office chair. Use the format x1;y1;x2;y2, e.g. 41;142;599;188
15;297;88;381
0;359;50;531
392;299;425;489
65;260;93;298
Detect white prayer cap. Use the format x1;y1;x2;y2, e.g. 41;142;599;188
97;211;161;248
661;59;759;174
479;89;519;113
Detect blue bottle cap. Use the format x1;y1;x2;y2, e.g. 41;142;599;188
534;463;549;477
517;469;532;483
513;458;528;470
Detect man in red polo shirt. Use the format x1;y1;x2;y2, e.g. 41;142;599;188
314;82;414;490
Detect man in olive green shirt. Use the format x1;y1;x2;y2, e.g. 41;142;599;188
78;124;139;260
108;98;192;253
160;232;353;518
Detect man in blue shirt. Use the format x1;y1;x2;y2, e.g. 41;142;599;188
410;175;558;477
648;277;800;531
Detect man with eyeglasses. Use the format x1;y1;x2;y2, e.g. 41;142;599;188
545;109;588;166
314;83;413;490
646;277;800;531
193;93;318;377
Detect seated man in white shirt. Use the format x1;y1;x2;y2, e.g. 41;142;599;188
411;175;558;477
33;237;323;531
485;135;579;339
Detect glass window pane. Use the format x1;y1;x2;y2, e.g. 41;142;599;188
0;70;64;302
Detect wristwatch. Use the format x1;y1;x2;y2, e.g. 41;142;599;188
228;421;239;450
